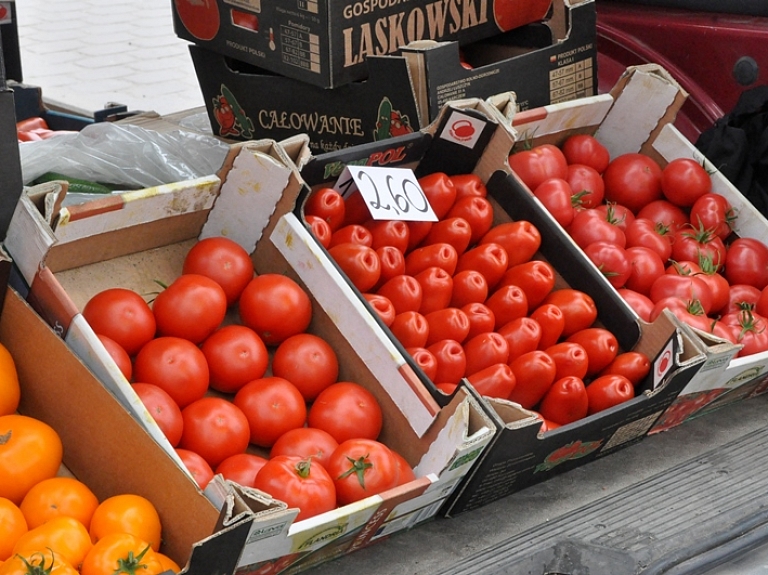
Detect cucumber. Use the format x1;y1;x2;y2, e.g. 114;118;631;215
32;172;114;194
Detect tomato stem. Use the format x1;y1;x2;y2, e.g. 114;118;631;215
337;454;373;488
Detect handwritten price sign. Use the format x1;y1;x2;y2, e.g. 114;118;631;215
335;166;438;222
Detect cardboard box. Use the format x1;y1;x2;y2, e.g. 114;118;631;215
402;0;597;123
5;134;494;574
172;0;552;89
489;63;765;433
189;44;422;154
283;98;706;515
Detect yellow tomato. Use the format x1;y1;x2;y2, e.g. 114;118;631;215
89;494;162;552
81;533;164;575
0;342;20;417
20;476;99;530
0;497;27;561
0;550;78;575
12;516;92;570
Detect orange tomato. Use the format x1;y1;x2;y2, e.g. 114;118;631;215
89;494;162;552
20;476;100;530
0;549;79;575
0;343;20;416
155;552;181;574
0;415;63;504
80;533;163;575
0;497;27;561
12;516;92;569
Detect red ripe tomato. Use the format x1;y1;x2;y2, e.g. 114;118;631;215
153;274;228;344
82;288;156;356
757;286;768;318
405;242;459;279
466;363;517;400
560;134;610;174
305;187;346;232
376;274;423;315
329;224;373;249
363;293;397;327
201;324;269;394
636;199;689;231
541;289;598;338
660;158;712;207
498;316;543;362
485;284;529;330
594;202;636;233
722;310;768;356
374;246;405;288
568;208;626;249
415;266;454;315
480;221;542;268
308;381;383;443
583;241;631;289
444;196;495;245
529;303;565;350
725;238;768;290
270;428;339;471
649;273;713;315
342;190;373;227
462;302;497;340
425;307;470;346
327;439;401;506
179;397;251;467
463;332;510;376
389;311;430;348
427;339;467;384
97;334;132;381
418;172;457;219
617;288;655;322
722;284;761;315
586;374;634;415
254;455;336;520
508;143;569;190
539;376;589;425
625;218;673;265
306;215;332;249
533;178;575;227
695;258;731;315
689;192;735;240
364;219;410;253
391;450;417;486
507;350;557;408
133;336;209;408
650;296;711;332
421;217;473;255
215;453;268;488
407;346;439;381
602;153;663;213
450;270;489;307
239;274;312;346
670;223;727;266
566;164;605;209
599;351;651;387
182;236;254;306
624;246;666;296
329;242;381;293
406;220;434;252
455;243;509;291
449;173;487;199
233;376;308;448
545;341;589;380
566;327;620;377
271;333;339;402
175;448;214;489
131;383;184;447
498;260;556;312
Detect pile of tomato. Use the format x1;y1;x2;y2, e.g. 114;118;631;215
81;237;415;523
511;134;768;357
0;342;179;575
304;174;652;430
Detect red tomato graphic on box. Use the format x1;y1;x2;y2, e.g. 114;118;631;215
493;0;552;32
175;0;221;41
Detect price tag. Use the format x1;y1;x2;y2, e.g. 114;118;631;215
334;165;438;222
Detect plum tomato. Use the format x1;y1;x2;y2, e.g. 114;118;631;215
328;242;382;293
364;219;410;253
449;173;488;199
602;153;663;213
406;220;434;252
529;303;565;350
421;217;473;255
463;331;510;376
427;339;467;385
417;172;457;219
131;382;184;447
540;289;598;338
485;284;529;330
254;455;336;521
238;274;312;346
566;327;620;377
182;236;254;306
497;260;556;312
450;269;489;308
374;245;406;288
152;273;228;344
425;307;471;347
82;288;156;356
304;187;346;232
215;453;268;489
405;242;458;277
415;266;454;315
306;215;332;249
406;346;439;381
201;324;269;394
466;362;517;400
233;377;308;448
455;242;509;290
270;428;339;471
545;341;589;380
341;190;372;227
389;311;430;349
586;374;635;415
271;333;339;402
560;134;610;173
329;224;373;249
376;274;423;315
462;302;497;340
599;351;651;387
179;397;251;468
308;381;383;443
538;375;589;425
507;350;557;408
445;196;495;245
508;143;569;190
326;439;400;506
498;316;543;362
363;293;397;327
480;220;541;267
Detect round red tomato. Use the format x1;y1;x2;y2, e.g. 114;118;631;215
238;274;312;346
132;336;209;408
376;274;423;315
650;296;711;332
649;273;713;315
450;270;489;307
233;377;308;448
271;333;339;402
624;246;666;296
566;327;619;377
363;293;397;327
308;381;383;443
625;217;673;263
508;143;569;190
175;448;214;489
595;202;635;233
560;134;610;173
540;289;598;338
82;288;156;356
270;427;339;471
463;331;510;376
538;375;588;425
418;172;457;219
617;288;655;322
533;178;575;226
254;455;336;520
586;374;634;415
179;397;251;468
326;439;400;506
660;158;711;207
462;302;497;340
424;307;470;346
602;153;663;213
722;283;761;315
329;242;382;293
306;215;332;249
153;274;228;344
725;238;768;290
131;383;184;447
427;339;467;384
636;199;689;231
98;334;132;381
545;341;589;380
365;219;410;253
566;164;605;209
507;350;557;408
304;187;346;232
670;223;727;265
389;311;430;348
466;362;517;400
444;196;495;245
421;217;473;255
182;236;254;306
583;241;631;289
498;316;543;362
568;208;626;249
480;221;541;268
722;310;768;356
215;453;268;489
529;303;565;350
689;192;735;240
201;324;269;394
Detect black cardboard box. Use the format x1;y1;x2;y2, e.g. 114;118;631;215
172;0;553;89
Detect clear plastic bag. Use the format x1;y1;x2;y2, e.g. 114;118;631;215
19;121;231;189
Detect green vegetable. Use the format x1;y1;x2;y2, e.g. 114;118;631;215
32;172;114;194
